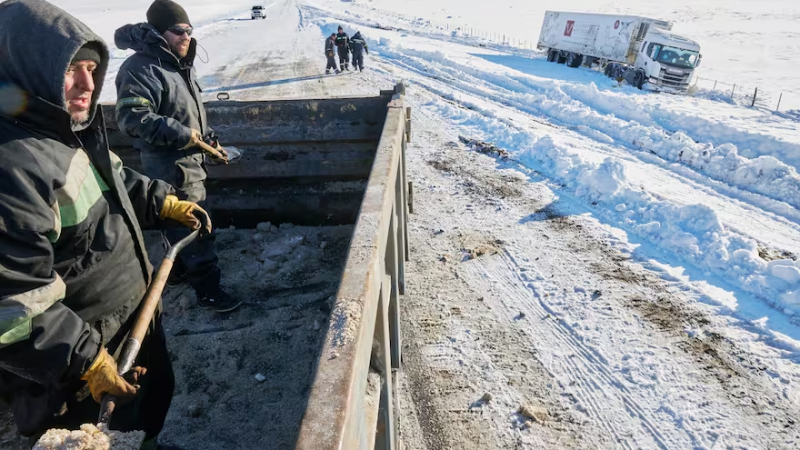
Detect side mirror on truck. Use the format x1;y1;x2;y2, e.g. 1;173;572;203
697;54;702;68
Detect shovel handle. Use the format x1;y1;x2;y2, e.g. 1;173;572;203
196;140;229;164
98;229;200;424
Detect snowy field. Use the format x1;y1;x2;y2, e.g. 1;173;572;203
3;0;800;448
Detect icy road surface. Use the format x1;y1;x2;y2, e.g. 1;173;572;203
2;0;800;449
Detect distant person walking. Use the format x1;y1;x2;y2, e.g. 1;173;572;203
325;33;339;74
335;25;350;71
349;31;368;72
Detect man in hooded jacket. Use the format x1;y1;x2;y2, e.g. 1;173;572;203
349;31;369;72
0;0;209;446
114;0;240;313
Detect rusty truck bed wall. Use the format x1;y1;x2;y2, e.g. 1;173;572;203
102;84;411;450
102;91;393;227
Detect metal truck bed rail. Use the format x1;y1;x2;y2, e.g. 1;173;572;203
295;85;409;450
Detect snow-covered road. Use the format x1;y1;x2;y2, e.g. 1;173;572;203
3;0;800;448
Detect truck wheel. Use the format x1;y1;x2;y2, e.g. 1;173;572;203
567;53;583;68
634;72;645;90
547;50;558;63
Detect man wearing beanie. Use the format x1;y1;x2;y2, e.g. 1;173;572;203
115;0;241;313
0;0;211;447
335;25;351;71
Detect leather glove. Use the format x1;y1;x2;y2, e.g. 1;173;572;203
159;195;213;232
181;128;203;150
81;347;145;403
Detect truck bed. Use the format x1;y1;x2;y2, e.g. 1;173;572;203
144;223;351;449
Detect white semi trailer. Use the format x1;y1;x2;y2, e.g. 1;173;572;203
537;11;701;93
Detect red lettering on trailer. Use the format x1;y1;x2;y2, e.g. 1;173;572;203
565;20;574;37
614;20;620;29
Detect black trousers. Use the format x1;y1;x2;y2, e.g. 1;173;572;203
140;150;221;295
338;50;350;68
34;318;174;443
353;53;364;71
326;55;338;70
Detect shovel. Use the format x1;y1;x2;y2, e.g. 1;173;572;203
196;140;229;165
98;220;204;425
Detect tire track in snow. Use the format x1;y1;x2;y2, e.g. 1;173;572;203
461;254;684;449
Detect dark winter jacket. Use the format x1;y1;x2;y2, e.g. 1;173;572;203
0;0;173;435
335;31;350;55
325;38;337;57
350;32;368;56
114;23;214;156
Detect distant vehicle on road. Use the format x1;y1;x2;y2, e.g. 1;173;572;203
251;5;266;20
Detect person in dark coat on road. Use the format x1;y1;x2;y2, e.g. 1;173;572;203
325;32;339;74
114;0;241;313
349;31;369;72
335;25;351;71
0;0;210;446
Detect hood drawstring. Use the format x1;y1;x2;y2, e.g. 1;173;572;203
196;42;209;64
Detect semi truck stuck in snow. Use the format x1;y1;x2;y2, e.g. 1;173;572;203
537;11;702;93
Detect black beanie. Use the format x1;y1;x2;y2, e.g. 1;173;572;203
147;0;191;34
71;42;103;65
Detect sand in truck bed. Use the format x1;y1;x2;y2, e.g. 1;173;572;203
152;223;352;449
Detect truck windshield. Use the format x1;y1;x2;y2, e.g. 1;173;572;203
654;46;699;69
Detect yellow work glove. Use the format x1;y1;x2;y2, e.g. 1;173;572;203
159;195;212;232
181;128;203;150
81;347;145;403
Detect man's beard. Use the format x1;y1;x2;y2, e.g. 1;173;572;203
69;109;90;128
171;43;189;58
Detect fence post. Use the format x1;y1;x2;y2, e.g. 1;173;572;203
713;80;717;90
731;84;736;98
751;87;758;107
777;93;783;111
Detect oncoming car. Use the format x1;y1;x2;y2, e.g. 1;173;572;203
251;5;265;19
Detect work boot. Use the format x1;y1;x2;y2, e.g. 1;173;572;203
325;69;331;74
335;69;341;74
196;287;242;313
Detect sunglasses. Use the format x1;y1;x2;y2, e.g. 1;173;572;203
167;26;193;36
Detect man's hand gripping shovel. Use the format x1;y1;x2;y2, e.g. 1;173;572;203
97;211;210;425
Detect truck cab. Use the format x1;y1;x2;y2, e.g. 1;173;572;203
634;28;701;92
